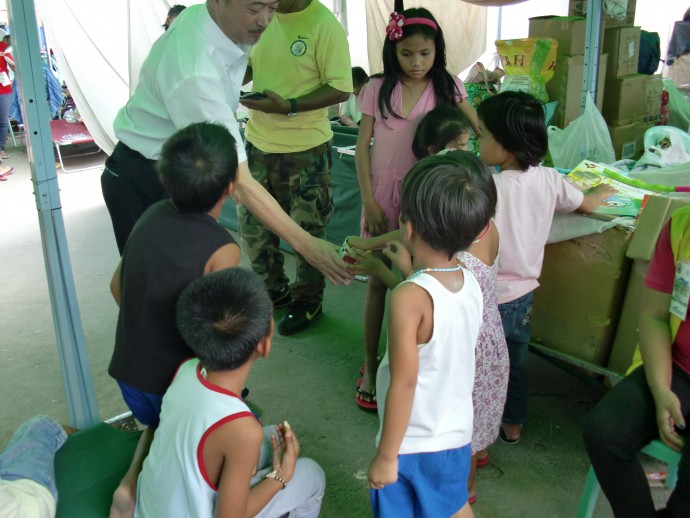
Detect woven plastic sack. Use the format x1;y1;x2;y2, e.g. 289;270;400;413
548;96;615;169
496;37;557;103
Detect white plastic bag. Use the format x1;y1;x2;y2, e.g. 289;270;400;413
548;96;615;169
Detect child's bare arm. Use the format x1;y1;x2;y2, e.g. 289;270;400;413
213;421;265;518
347;230;401;252
204;243;242;274
368;284;423;489
356;115;388;236
577;184;618;214
457;100;479;135
110;261;122;307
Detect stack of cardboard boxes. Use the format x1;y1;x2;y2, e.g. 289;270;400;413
528;16;607;129
600;24;662;161
528;1;663;161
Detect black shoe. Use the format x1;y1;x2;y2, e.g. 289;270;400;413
278;301;323;336
269;286;293;310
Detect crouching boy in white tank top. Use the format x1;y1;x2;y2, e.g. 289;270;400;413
135;268;325;517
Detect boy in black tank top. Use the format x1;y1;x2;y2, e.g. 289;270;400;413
107;122;242;517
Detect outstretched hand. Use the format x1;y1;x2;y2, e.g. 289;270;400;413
301;237;352;285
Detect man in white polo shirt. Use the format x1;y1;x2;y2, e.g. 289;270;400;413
101;0;348;285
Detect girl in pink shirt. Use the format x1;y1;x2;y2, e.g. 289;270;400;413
476;91;614;443
354;5;478;412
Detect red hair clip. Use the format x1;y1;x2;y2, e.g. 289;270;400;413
386;12;405;41
385;11;439;42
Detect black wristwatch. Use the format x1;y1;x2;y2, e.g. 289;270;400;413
287;98;299;118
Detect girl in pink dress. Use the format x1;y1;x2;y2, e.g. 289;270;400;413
354;6;478;411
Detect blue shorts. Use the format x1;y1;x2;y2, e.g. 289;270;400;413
117;381;163;428
0;416;68;500
371;445;471;518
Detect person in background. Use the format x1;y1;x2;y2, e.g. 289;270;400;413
476;91;616;444
162;4;186;31
340;66;369;127
583;205;690;518
0;28;14;161
239;0;352;336
0;416;76;517
354;5;478;412
101;0;349;287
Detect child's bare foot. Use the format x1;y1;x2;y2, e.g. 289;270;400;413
109;481;136;518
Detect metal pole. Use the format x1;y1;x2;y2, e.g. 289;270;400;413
582;0;604;109
8;0;100;427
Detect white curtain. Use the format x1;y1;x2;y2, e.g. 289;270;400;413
37;0;203;154
365;0;487;76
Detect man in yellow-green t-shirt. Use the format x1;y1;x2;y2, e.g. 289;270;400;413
240;0;352;336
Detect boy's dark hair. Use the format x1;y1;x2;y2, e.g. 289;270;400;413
163;4;186;30
400;151;496;259
157;122;238;214
378;7;459;120
477;91;547;170
412;105;472;159
176;268;273;372
352;66;369;87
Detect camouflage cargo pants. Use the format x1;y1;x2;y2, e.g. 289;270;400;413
238;141;334;305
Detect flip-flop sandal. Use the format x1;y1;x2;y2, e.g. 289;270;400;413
476;454;490;468
0;153;10;159
0;166;14;176
499;427;520;444
0;175;6;181
356;388;378;412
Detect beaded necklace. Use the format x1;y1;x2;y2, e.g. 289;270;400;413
407;263;463;280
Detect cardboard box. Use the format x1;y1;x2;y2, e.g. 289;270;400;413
569;0;636;27
528;16;603;56
608;121;646;160
532;227;632;367
603;26;641;78
547;54;607;128
602;74;647;126
607;194;690;374
644;74;663;122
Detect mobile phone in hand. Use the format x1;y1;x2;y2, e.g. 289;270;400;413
240;91;267;100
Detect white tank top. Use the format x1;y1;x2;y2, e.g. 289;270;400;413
135;359;254;517
376;268;483;454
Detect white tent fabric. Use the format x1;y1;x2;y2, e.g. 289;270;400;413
37;0;205;155
366;0;487;76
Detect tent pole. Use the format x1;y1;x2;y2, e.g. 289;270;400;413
7;0;100;428
582;0;603;109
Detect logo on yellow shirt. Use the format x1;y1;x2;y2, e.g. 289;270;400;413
290;39;307;57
